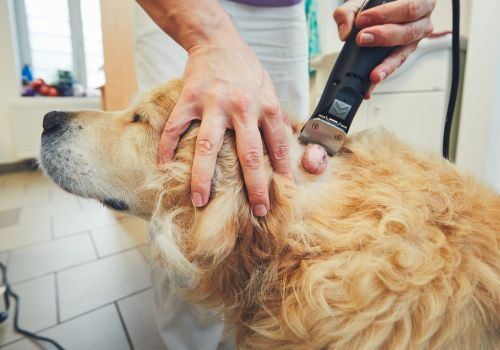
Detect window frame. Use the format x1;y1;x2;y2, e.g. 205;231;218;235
13;0;90;92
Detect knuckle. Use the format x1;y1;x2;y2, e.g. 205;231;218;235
248;189;267;204
195;137;217;156
271;145;289;162
163;120;177;134
206;89;222;105
405;23;419;43
182;86;200;103
241;149;262;170
230;95;250;118
262;101;280;119
380;30;392;46
406;0;420;19
378;6;390;23
191;173;211;187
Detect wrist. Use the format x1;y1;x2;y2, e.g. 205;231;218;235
141;1;239;51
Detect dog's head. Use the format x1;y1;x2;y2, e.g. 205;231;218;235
40;79;296;288
40;80;184;218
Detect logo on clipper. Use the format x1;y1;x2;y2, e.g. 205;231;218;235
329;99;352;120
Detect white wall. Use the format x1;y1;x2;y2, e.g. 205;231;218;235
0;0;20;163
456;0;500;191
316;0;471;56
0;0;100;164
485;51;500;192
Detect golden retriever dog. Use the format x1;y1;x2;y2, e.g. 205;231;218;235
40;80;500;349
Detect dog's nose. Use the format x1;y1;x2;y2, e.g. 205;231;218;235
43;111;69;134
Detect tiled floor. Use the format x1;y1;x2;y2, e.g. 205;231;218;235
0;171;167;349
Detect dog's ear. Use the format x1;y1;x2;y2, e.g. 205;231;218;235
147;181;248;290
149;205;200;289
190;187;247;264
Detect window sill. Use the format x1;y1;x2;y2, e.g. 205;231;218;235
10;96;101;108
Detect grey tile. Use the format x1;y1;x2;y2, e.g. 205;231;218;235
0;209;20;229
0;274;57;346
57;249;150;321
90;217;148;257
8;234;97;283
0;219;51;252
0;305;130;350
118;289;167;350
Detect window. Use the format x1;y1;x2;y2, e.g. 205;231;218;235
14;0;105;96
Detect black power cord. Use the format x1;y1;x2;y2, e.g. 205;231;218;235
443;0;461;159
0;262;65;350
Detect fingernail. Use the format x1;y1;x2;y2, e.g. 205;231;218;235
192;192;203;207
253;204;268;217
379;72;387;81
356;15;371;28
359;33;375;45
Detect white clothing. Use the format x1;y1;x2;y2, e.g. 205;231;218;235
133;1;308;349
134;0;309;118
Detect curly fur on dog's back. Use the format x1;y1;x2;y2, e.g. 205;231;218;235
147;121;500;349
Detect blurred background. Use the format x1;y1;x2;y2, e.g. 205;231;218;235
0;0;499;349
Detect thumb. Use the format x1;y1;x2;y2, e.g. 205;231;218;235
333;0;366;41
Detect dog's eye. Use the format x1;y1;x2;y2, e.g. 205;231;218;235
132;114;141;123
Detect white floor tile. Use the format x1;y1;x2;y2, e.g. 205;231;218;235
118;289;167;350
0;180;50;211
91;217;148;257
138;244;151;263
57;249;150;321
0;219;51;252
7;234;97;283
52;210;120;238
0;274;57;346
19;200;81;223
0;305;130;350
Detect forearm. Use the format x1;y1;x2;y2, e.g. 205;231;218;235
136;0;239;50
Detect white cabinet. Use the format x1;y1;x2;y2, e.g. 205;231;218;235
8;97;101;161
367;91;447;152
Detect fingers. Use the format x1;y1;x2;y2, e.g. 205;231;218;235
356;0;436;28
333;0;365;40
190;112;226;208
158;104;197;163
302;144;328;175
233;118;269;217
260;105;294;181
356;17;434;47
369;42;419;84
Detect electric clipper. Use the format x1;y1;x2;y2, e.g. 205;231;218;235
300;0;396;155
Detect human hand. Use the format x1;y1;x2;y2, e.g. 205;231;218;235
334;0;436;98
159;35;294;217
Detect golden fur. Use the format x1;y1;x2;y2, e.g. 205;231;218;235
41;81;500;349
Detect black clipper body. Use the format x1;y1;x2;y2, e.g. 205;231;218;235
300;0;395;155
